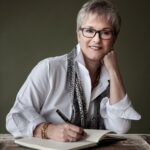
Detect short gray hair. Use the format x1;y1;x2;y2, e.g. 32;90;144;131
76;0;121;36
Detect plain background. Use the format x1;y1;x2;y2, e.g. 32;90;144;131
0;0;150;133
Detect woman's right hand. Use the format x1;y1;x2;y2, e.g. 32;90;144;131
33;123;85;142
47;123;85;142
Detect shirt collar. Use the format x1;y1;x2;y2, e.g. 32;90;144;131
75;43;110;82
75;43;86;67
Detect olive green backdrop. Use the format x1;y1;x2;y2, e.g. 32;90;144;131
0;0;150;133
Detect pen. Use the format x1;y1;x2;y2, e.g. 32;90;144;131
56;109;71;123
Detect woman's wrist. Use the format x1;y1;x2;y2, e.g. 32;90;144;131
41;123;50;139
33;122;51;139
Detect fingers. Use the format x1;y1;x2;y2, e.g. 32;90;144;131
64;124;85;142
103;50;116;61
65;123;84;134
47;123;85;142
103;50;120;75
106;49;115;56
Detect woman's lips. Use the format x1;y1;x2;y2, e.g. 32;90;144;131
89;46;102;51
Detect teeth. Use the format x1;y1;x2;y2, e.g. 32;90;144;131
90;46;100;50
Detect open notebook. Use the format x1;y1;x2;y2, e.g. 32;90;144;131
15;129;125;150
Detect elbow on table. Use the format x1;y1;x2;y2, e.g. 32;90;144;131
115;120;131;134
105;118;131;134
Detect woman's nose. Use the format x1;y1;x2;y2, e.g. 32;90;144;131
92;32;101;43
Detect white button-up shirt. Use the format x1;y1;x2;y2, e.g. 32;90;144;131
6;44;141;138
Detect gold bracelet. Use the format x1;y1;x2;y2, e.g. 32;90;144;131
41;123;49;139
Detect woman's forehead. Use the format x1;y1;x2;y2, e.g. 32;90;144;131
81;13;112;28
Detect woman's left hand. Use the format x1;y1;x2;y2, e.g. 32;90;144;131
103;50;126;104
103;50;119;75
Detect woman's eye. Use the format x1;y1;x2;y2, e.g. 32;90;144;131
85;29;95;33
103;31;111;35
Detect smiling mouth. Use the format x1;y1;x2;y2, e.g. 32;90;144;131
89;46;102;50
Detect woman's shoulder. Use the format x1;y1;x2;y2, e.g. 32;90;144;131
39;53;67;66
27;53;67;80
31;53;68;74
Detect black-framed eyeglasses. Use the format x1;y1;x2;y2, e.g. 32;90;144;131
79;27;114;40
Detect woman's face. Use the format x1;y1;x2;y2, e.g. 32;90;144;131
77;13;115;64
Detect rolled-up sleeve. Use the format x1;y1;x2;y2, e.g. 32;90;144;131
6;106;46;137
100;94;141;133
6;60;50;138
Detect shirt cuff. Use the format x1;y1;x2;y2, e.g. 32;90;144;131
12;108;46;137
100;94;141;120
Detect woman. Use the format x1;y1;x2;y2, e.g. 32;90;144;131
6;0;141;142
